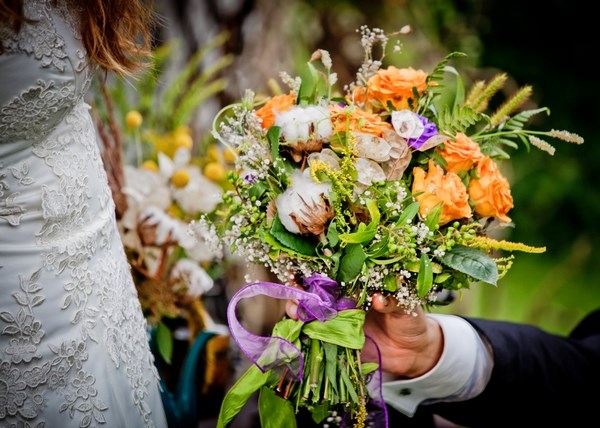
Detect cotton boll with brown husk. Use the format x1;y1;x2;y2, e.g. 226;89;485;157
275;105;333;162
275;169;333;235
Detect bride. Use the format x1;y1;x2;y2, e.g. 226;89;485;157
0;0;167;426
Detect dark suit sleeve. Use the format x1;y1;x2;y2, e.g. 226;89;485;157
424;309;600;427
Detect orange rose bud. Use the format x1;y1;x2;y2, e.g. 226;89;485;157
329;104;392;137
255;93;296;129
468;157;514;222
412;159;472;226
437;132;485;174
366;66;428;111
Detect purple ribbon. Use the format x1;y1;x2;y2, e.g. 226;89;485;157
227;273;355;379
226;273;388;427
364;334;389;428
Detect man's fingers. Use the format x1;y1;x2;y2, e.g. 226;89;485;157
285;299;299;320
370;293;398;314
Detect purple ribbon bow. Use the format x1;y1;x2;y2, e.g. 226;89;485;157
226;272;388;427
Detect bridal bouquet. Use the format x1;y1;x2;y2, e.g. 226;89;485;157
190;26;583;427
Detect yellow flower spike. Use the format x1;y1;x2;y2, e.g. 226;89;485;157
204;161;226;182
171;169;191;188
125;110;143;128
141;160;159;172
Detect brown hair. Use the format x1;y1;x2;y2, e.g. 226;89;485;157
0;0;154;76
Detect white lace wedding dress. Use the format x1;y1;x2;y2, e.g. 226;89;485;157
0;1;168;427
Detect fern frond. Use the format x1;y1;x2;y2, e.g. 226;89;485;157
501;107;549;132
436;104;481;136
466;73;507;113
427;52;467;85
489;85;532;127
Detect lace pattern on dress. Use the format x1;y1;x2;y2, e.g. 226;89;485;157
0;0;70;71
0;0;161;426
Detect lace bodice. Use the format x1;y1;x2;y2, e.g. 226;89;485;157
0;1;167;427
0;0;91;145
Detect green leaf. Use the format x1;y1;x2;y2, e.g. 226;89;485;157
155;321;173;364
397;201;420;225
383;274;398;292
303;309;366;349
417;254;434;298
337;362;359;402
310;403;331;424
267;126;281;161
216;365;270;428
424;203;442;231
338;199;380;244
258;386;297;428
337;244;366;283
440;245;498;285
323;342;340;398
361;362;379;376
366;233;389;258
326;220;339;247
269;216;317;256
298;62;318;104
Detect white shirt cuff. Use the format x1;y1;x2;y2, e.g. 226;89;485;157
381;314;481;416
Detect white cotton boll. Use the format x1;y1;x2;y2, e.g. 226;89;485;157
275;170;332;234
277;111;299;141
170;258;214;297
275;106;332;142
296;112;310;140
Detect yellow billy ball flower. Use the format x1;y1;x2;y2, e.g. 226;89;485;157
223;147;237;163
204;162;226;182
174;129;193;150
171;169;191;188
141;160;159;172
125;110;143;128
167;203;185;219
207;144;220;161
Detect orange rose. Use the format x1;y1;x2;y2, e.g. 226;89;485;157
365;66;428;111
468;157;513;222
412;159;472;226
255;93;296;129
437;132;484;174
329;104;392;137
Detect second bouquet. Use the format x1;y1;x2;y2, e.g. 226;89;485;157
191;26;582;428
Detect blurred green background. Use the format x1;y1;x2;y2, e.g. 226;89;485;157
154;0;599;335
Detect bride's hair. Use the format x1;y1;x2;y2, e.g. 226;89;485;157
0;0;154;76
